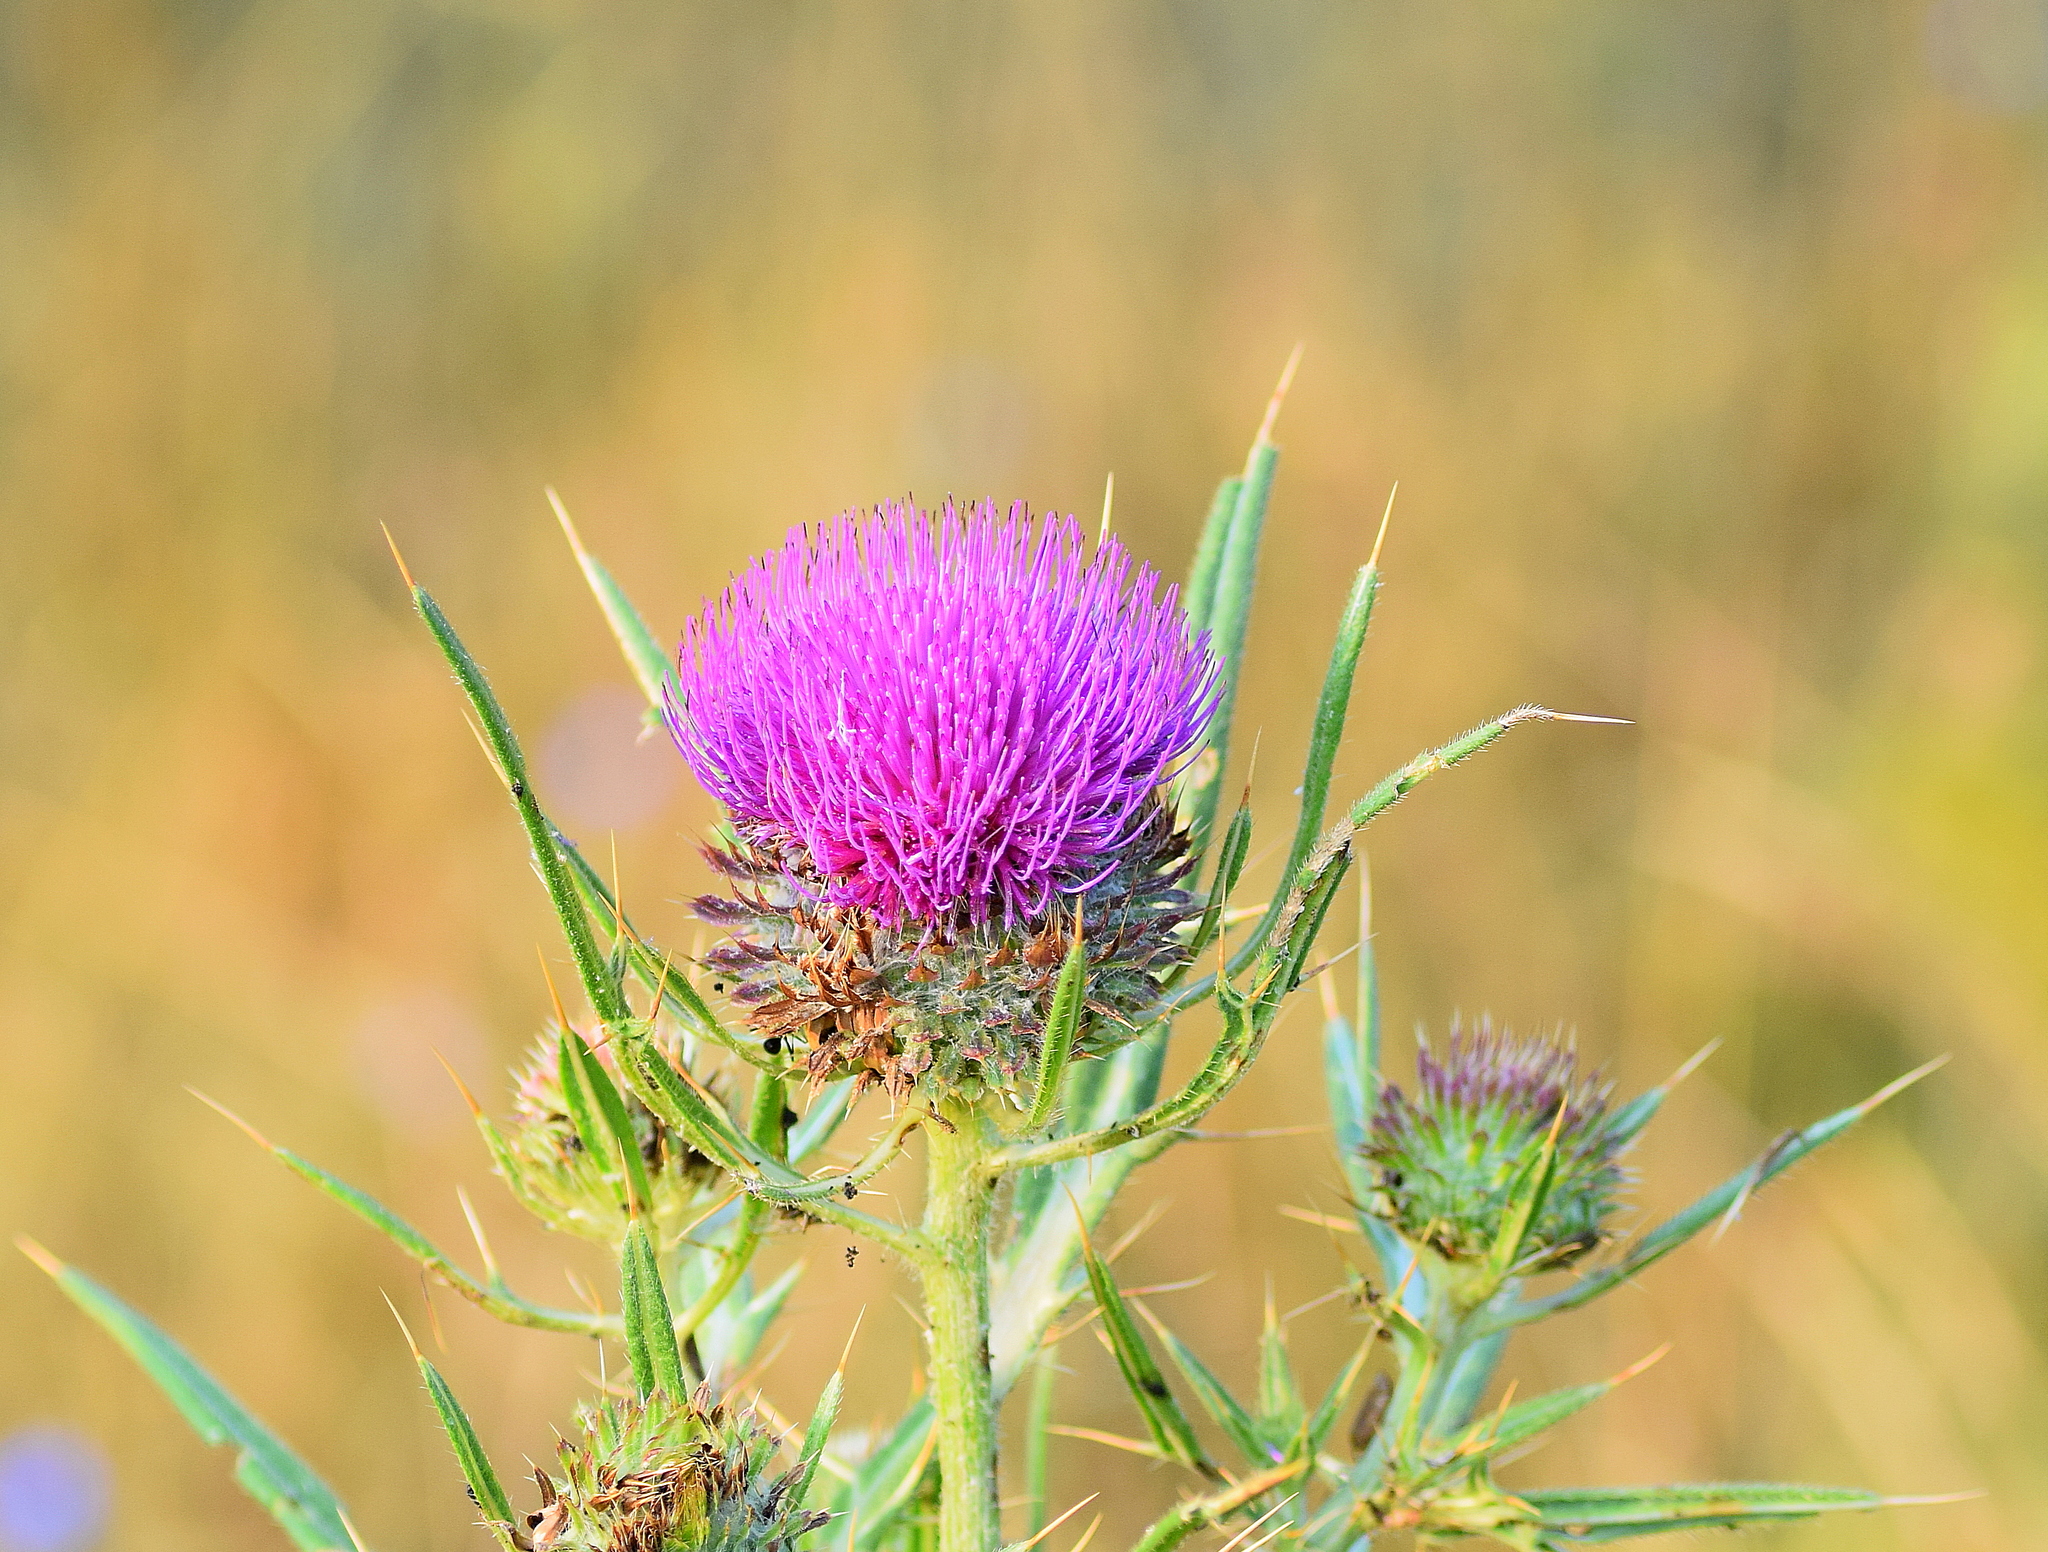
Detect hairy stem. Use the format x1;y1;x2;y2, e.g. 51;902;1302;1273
921;1098;1000;1552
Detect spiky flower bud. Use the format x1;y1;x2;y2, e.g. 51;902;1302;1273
1364;1021;1628;1282
511;1387;827;1552
669;499;1215;1099
503;1027;723;1251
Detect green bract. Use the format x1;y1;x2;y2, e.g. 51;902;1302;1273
1364;1023;1629;1285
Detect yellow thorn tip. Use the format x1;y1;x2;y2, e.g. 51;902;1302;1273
188;1087;275;1151
380;523;418;592
15;1234;63;1278
1256;343;1306;446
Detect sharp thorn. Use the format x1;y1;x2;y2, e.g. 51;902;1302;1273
380;524;418;592
547;486;588;558
380;1289;424;1362
431;1048;485;1119
1256;343;1305;446
15;1234;62;1278
187;1088;275;1151
1368;482;1396;570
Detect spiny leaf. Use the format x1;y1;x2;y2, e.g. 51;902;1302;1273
551;489;680;716
828;1396;938;1551
1136;1306;1265;1466
194;1096;608;1336
795;1357;847;1501
414;1350;518;1546
1301;1332;1373;1459
556;1030;623;1208
1182;796;1252;964
22;1240;356;1551
1237;544;1383;968
396;564;629;1032
1605;1040;1719;1151
1483;1103;1568;1286
1255;1294;1304;1446
569;1027;656;1214
620;1221;687;1398
1026;933;1090;1133
1524;1482;1884;1542
1498;1058;1947;1331
1187;437;1282;855
1182;476;1242;641
1078;1225;1214;1475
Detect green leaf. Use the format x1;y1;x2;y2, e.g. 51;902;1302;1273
569;1028;657;1215
828;1396;936;1550
1181;797;1252;965
1025;932;1090;1133
1182;475;1242;640
795;1365;845;1502
202;1102;609;1336
23;1242;356;1551
416;1354;518;1547
1525;1482;1883;1541
1240;556;1381;967
1138;1309;1266;1466
1498;1057;1947;1331
556;1031;623;1208
1255;1296;1304;1447
552;490;680;717
1078;1229;1213;1475
1187;439;1282;855
621;1221;688;1398
1301;1333;1373;1459
399;569;629;1032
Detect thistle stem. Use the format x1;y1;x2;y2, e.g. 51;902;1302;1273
920;1097;1000;1552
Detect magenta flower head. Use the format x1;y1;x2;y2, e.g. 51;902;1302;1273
668;497;1216;1098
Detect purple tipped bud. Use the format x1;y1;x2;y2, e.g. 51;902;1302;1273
1365;1020;1629;1273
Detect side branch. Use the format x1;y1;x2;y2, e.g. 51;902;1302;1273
987;854;1351;1176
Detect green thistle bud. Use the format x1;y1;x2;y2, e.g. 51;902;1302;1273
512;1386;828;1552
1364;1021;1627;1281
503;1027;724;1252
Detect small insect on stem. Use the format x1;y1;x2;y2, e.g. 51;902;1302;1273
1350;1371;1395;1454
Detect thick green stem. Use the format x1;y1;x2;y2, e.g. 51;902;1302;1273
921;1099;1000;1552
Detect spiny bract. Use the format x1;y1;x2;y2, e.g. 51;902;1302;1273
511;1387;827;1552
1365;1020;1630;1273
503;1026;724;1252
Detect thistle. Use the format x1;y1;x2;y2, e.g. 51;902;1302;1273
1364;1020;1629;1279
668;498;1214;1099
28;379;1949;1552
502;1026;725;1253
513;1387;827;1552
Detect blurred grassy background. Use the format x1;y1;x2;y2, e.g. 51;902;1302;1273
3;1;2047;1547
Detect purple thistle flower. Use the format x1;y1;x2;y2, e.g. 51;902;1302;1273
668;498;1216;931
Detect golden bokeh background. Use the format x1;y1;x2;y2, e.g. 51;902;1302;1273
4;2;2047;1548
